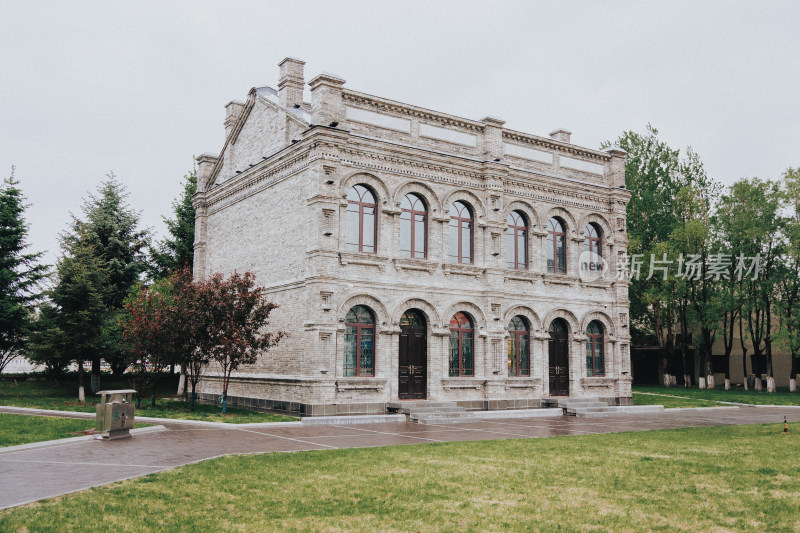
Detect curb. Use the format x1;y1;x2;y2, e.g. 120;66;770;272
0;406;302;429
0;425;166;455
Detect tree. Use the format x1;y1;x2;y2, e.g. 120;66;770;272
776;167;800;392
0;170;48;373
65;174;150;389
604;127;720;387
721;178;785;392
604;125;683;384
122;278;174;407
203;271;285;413
26;301;70;376
149;168;196;278
50;229;108;401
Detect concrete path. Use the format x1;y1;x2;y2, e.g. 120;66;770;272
1;406;799;510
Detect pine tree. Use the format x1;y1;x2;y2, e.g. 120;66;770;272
51;229;108;400
149;168;197;278
64;173;150;388
0;169;48;373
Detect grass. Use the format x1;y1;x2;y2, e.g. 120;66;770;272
0;413;149;447
632;391;729;408
634;385;800;406
1;423;798;532
0;376;296;424
0;413;96;447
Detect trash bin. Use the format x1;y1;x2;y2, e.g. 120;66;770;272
95;389;136;440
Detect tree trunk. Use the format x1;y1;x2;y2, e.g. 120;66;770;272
790;356;799;393
739;315;749;391
90;357;101;394
177;371;186;397
724;378;730;390
77;362;85;402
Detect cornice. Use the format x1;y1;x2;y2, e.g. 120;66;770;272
342;89;486;132
503;129;610;161
206;146;313;215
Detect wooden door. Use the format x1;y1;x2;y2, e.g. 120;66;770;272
399;310;427;400
548;319;570;396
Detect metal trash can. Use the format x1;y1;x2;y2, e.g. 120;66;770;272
95;389;136;440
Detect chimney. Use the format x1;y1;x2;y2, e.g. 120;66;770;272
224;101;245;137
196;153;218;193
549;129;572;143
309;72;346;127
481;116;505;160
278;57;306;109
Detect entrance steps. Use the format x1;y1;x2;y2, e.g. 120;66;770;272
387;401;478;424
542;397;611;416
542;397;666;417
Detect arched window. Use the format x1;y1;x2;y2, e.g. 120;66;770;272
507;316;530;376
448;312;474;376
399;193;427;259
506;211;528;270
584;223;602;258
346;185;377;253
344;305;375;376
448;201;473;264
547;217;567;274
586;320;605;376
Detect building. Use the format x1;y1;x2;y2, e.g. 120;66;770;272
193;57;632;415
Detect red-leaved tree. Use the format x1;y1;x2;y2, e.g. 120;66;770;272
201;271;285;413
123;268;283;413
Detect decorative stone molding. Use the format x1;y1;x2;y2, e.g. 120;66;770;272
441;378;486;391
335;378;387;392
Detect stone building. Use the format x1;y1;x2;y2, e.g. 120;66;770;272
193;57;632;415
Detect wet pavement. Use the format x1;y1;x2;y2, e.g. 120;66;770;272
1;406;799;510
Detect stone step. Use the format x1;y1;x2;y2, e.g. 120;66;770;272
568;407;608;415
564;402;608;409
574;405;665;418
542;397;604;408
398;406;465;415
386;401;459;411
413;413;479;425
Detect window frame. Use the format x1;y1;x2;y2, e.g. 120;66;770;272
586;320;605;377
346;185;378;254
344;305;376;377
448;201;474;264
399;193;428;259
547;217;567;274
448;312;474;377
506;315;530;377
506;211;528;270
584;223;602;258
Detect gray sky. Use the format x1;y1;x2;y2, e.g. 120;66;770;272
1;1;798;268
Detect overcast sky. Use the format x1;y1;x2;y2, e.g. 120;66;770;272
1;1;798;268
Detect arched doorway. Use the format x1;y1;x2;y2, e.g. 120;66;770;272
399;309;427;399
548;318;570;396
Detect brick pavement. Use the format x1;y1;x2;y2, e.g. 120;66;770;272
1;406;799;510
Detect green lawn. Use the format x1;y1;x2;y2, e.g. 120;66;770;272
1;424;798;532
0;377;296;424
634;385;800;406
633;391;729;408
0;413;96;446
0;413;154;447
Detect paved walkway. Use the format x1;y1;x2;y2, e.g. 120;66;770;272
1;406;799;510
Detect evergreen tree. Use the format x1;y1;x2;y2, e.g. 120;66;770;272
0;169;48;373
51;229;108;400
149;168;196;278
65;174;150;388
